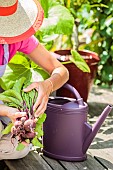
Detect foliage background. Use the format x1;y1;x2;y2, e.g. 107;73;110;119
75;0;113;89
38;0;113;89
1;0;113;90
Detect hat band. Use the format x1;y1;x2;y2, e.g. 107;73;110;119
0;0;18;16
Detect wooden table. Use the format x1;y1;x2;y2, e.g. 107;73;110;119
4;118;113;169
4;143;113;170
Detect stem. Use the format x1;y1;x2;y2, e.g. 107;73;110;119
33;90;37;105
23;101;27;112
18;107;22;112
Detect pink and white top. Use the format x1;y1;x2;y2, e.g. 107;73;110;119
0;35;38;65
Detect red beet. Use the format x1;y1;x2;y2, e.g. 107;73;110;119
22;131;36;139
24;119;36;132
11;126;17;134
21;116;27;123
11;115;37;143
14;121;22;128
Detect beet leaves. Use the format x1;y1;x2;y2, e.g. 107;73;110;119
0;77;46;151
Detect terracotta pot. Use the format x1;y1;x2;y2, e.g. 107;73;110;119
54;50;100;102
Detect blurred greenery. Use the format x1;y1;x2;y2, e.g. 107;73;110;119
37;0;113;89
67;0;113;88
2;0;113;89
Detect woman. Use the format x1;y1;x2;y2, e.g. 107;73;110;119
0;0;69;160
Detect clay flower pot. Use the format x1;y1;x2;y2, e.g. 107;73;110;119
54;49;100;102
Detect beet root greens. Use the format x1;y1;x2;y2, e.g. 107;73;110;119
0;77;46;151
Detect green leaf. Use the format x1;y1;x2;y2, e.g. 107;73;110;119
101;65;113;82
42;34;58;42
9;54;30;67
7;102;19;108
0;78;7;90
100;51;109;64
0;94;14;103
0;94;22;107
2;89;22;102
70;50;90;73
22;92;30;111
39;0;49;18
106;27;112;36
28;90;35;100
2;123;13;135
13;77;26;94
32;137;43;148
1;61;49;89
35;113;46;138
16;143;26;151
40;3;74;35
1;64;32;90
33;68;50;80
25;139;30;144
37;113;47;124
35;123;44;138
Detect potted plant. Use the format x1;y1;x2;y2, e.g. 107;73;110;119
35;0;100;102
47;1;100;102
53;49;100;102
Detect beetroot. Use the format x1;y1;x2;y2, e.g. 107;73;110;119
21;117;27;123
23;132;36;139
0;78;46;149
24;119;36;132
11;126;17;135
11;117;37;142
14;121;23;128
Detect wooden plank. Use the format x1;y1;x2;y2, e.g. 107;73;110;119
42;154;65;170
89;141;113;169
5;151;52;170
88;115;113;169
89;148;113;169
0;160;9;170
60;154;105;170
59;160;78;170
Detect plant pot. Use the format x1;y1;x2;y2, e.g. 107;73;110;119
54;50;100;102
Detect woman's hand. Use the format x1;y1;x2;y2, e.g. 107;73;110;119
23;80;52;118
0;105;27;123
6;107;26;123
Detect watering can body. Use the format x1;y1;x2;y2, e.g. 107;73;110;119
43;84;112;161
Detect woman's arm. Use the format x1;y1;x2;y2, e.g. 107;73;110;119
24;42;69;117
28;43;69;90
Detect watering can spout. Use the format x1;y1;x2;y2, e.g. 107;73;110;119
83;104;113;154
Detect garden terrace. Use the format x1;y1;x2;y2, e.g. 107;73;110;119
0;85;113;170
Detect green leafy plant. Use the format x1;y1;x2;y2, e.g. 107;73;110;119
69;0;113;87
36;0;91;74
86;1;113;88
0;49;90;92
36;0;74;49
0;54;49;90
45;0;113;87
61;50;90;72
0;77;46;151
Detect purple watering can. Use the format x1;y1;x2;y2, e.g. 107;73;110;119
43;84;113;161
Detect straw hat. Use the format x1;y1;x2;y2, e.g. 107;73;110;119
0;0;44;44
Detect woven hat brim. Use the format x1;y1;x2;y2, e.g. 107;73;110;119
0;0;44;44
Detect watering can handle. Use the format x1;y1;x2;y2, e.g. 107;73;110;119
63;83;84;106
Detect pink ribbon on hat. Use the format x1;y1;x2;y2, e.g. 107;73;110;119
0;0;18;16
